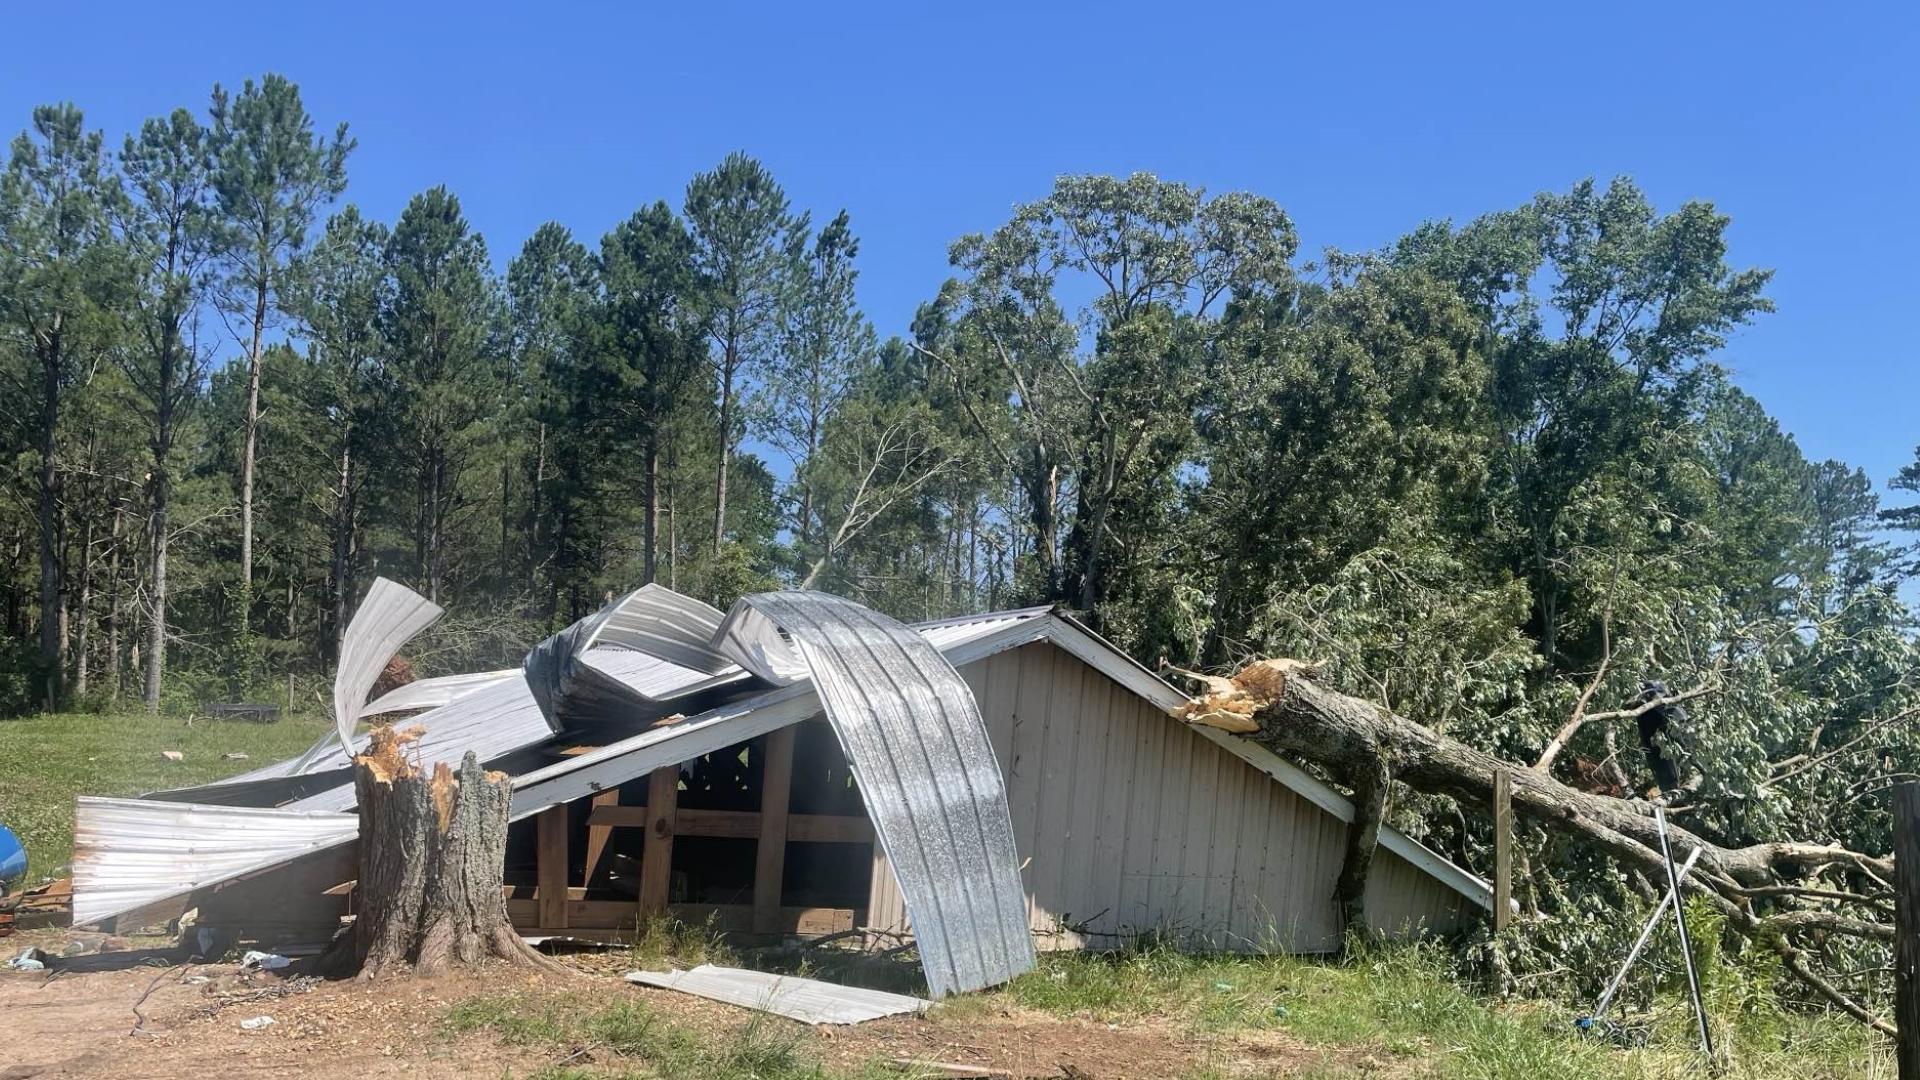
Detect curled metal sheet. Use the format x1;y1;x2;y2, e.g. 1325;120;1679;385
712;591;1036;997
526;585;736;728
308;577;442;766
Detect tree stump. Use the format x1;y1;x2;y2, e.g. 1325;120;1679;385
324;728;563;978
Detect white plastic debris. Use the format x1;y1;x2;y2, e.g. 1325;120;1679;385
240;950;291;971
223;752;250;761
7;947;47;972
238;1016;275;1031
160;750;184;762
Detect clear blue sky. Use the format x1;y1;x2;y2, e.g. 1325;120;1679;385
5;1;1916;496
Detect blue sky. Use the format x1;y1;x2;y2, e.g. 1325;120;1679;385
5;1;1916;497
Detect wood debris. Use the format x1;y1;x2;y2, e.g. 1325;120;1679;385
1167;659;1317;733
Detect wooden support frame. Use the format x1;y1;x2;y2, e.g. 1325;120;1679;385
537;805;570;930
753;725;798;933
1895;782;1918;1078
583;787;621;887
584;805;873;843
639;764;679;914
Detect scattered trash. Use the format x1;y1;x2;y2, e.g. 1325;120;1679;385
240;950;292;971
7;946;47;971
1272;1004;1290;1019
238;1015;276;1031
223;752;250;761
160;750;184;762
1212;981;1235;992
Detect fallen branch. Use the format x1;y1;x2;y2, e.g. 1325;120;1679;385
1175;658;1900;1033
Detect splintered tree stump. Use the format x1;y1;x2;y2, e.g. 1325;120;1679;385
324;728;563;979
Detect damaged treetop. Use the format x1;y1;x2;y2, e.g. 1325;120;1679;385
1178;659;1902;1035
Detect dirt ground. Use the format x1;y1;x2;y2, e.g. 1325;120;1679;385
0;932;1349;1080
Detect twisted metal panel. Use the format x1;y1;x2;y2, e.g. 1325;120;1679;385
713;591;1036;997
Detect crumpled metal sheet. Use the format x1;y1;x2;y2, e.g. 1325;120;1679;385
624;964;930;1024
525;585;735;728
320;577;442;760
712;591;1036;998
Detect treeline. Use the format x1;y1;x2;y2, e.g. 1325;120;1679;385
3;78;1918;786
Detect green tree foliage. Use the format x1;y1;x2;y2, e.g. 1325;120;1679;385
208;73;351;635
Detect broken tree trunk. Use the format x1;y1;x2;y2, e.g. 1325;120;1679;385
1177;659;1901;1035
324;728;563;979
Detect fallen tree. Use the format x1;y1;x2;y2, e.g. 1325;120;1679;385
323;728;564;979
1176;659;1900;1035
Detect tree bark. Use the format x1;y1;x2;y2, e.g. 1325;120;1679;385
1177;658;1901;1034
238;279;267;613
37;326;64;710
324;729;564;979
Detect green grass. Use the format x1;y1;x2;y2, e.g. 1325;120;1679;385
0;709;331;883
972;942;1888;1079
444;990;900;1080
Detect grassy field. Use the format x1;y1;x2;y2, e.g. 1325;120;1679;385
0;709;331;884
445;935;1888;1079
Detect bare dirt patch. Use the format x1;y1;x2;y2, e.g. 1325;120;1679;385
0;937;1358;1079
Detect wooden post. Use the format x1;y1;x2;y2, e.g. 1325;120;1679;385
753;726;798;933
537;805;570;930
583;787;620;888
1896;782;1920;1078
1492;768;1512;932
639;764;680;915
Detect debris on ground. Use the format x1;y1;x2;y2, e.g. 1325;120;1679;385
8;945;48;971
160;750;184;762
625;964;930;1025
240;950;292;971
238;1015;275;1030
223;752;251;761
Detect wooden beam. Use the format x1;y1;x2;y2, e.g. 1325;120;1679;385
586;805;873;844
537;805;570;930
583;787;621;887
1492;768;1512;932
1896;782;1919;1079
507;898;855;936
754;725;797;933
639;764;679;914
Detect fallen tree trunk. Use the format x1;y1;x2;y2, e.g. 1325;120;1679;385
1177;660;1899;1035
324;728;564;979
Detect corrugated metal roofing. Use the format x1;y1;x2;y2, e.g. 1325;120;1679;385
72;797;359;927
320;578;442;760
285;674;553;813
525;586;736;728
361;668;518;717
713;591;1036;998
624;965;930;1024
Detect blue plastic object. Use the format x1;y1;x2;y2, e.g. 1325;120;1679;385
0;823;26;890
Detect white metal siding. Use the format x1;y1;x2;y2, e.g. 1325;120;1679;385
868;641;1475;950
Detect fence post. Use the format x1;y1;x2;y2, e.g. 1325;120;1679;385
1895;782;1919;1078
1493;768;1512;932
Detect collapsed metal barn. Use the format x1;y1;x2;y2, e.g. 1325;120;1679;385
70;583;1491;995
